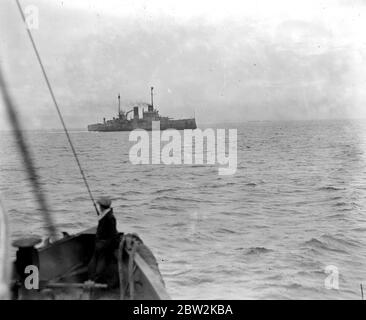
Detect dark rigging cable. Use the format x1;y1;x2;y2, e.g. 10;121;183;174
15;0;99;216
0;68;57;238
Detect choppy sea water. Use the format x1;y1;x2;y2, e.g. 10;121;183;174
1;119;366;299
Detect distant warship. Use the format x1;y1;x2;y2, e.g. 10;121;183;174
88;87;197;132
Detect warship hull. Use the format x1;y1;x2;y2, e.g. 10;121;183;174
88;118;197;132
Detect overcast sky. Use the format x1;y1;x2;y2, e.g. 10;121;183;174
1;0;366;129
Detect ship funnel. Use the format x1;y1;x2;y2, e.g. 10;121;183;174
147;87;154;112
133;106;139;119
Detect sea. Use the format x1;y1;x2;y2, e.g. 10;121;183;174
1;119;366;299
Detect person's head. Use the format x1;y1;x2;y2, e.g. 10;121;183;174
96;197;112;212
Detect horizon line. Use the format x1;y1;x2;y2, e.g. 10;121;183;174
1;117;366;132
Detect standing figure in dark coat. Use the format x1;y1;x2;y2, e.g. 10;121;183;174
88;197;119;285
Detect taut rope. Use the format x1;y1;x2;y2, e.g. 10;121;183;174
15;0;99;216
0;68;57;238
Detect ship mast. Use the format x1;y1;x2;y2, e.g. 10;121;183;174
150;86;154;108
118;93;121;116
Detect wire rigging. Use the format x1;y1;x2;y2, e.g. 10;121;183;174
0;68;57;238
15;0;99;216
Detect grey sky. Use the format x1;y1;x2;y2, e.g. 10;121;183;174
1;0;366;130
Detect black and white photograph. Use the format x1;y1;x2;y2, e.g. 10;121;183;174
1;0;366;306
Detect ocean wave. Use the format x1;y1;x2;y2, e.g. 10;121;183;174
123;190;144;195
244;247;273;255
149;204;185;212
328;213;347;219
334;202;347;207
302;236;354;254
332;201;359;209
153;196;205;203
170;222;187;227
153;188;178;194
303;238;331;250
330;196;343;201
320;234;362;248
216;227;237;234
245;182;257;187
317;186;346;191
224;182;236;186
